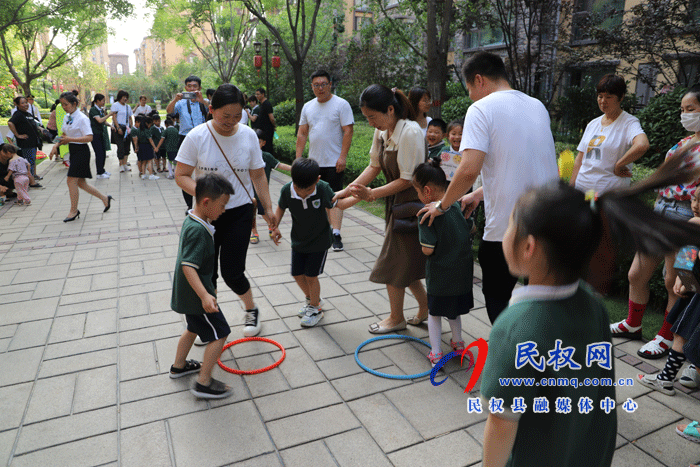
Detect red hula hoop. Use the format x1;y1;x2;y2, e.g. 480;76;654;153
217;337;286;375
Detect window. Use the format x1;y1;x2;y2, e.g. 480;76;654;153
679;57;700;87
572;0;624;41
465;26;505;49
116;63;124;75
353;14;372;31
568;64;616;88
635;63;658;106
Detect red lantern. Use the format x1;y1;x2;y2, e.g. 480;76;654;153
254;55;262;69
11;78;18;87
271;56;281;69
52;84;56;90
59;84;64;91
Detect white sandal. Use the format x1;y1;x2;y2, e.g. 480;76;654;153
637;335;672;360
609;319;642;339
637;373;675;396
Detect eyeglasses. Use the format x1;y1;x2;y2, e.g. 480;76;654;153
312;82;330;89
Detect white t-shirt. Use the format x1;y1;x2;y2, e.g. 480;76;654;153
299;94;354;167
575;111;645;194
369;119;426;181
240;107;249;126
133;104;152;117
111;102;133;127
460;90;558;242
176;122;265;210
421;116;432;137
62;108;93;144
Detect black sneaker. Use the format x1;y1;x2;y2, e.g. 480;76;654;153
29;183;42;188
243;307;261;336
332;233;343;251
169;359;201;379
34;175;43;181
190;378;233;399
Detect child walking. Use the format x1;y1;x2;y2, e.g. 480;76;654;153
162;117;179;179
132;115;159;180
250;129;291;244
270;158;336;327
170;173;235;399
480;149;700;467
151;113;166;173
3;145;35;205
413;159;473;366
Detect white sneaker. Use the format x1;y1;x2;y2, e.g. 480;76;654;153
126;166;132;171
119;166;125;173
243;308;261;337
141;174;147;180
96;173;110;179
148;174;160;180
104;171;111;176
299;297;324;317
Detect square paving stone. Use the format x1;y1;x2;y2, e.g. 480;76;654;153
648;391;700;422
169;401;275;466
317;349;393;381
347;393;422;452
388;430;482;467
10;432;117;467
230;453;283;467
332;367;411;401
120;421;172;467
267;403;361;450
280;440;337;467
0;382;32;430
610;442;665;467
632;419;700;467
73;365;118;413
24;374;75;424
0;347;43;385
49;314;87;344
325;428;393;467
255;382;342;422
0;429;17;467
38;348;116;379
7;319;52;351
276;346;327;388
616;395;682;440
292;327;345;361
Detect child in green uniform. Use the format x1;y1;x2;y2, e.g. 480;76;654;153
162;117;180;179
151;113;165;173
426;118;446;161
170;173;235;399
480;151;700;467
271;158;335;327
413;159;474;366
250;129;291;244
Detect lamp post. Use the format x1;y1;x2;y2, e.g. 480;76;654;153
253;39;281;96
41;80;48;108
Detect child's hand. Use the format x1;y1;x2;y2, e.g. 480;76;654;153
270;228;282;245
674;276;687;296
202;294;218;313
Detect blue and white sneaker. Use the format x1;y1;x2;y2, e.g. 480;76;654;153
298;297;324;317
300;305;323;327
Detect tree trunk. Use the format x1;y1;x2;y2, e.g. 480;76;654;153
293;62;304;132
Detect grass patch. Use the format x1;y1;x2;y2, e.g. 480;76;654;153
602;296;664;342
355;199;385;218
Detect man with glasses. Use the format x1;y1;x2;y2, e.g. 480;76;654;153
296;70;354;251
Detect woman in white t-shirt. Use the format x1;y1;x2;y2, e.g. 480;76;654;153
409;87;432;137
132;96;152;117
49;92;113;222
570;74;649;194
175;84;277;338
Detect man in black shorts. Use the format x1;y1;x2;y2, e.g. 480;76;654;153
295;70;354;251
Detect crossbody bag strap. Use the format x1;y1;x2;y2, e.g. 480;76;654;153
205;121;254;203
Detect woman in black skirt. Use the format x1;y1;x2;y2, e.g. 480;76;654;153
49;92;113;222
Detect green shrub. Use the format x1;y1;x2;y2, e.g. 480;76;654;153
274;99;297;127
440;95;472;125
636;86;688;168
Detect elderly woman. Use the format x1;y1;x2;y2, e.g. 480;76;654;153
570;74;649;193
49;92;113;222
335;84;429;333
8;96;43;185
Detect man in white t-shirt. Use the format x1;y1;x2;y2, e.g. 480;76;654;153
296;70;354;251
419;51;558;324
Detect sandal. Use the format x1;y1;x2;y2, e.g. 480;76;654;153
191;378;233;399
169;359;201;379
637;373;675;396
427;351;444;368
451;340;465;353
637;335;672;360
610;319;642;339
250;233;259;244
406;315;428;326
676;421;700;444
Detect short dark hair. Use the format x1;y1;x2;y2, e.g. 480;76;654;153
206;88;216;98
211;84;245;110
291;158;320;189
13;96;26;106
256;87;266;96
447;119;463;134
413;158;447;190
255;128;266;142
27;94;34;99
310;70;331;82
60;91;79;106
596;74;626;100
185;75;201;86
195;172;234;201
139;95;147;101
143;116;153;126
0;142;19;154
248;95;258;103
428;118;446;133
116;90;129;101
134;115;145;124
462;51;509;84
165;117;174;126
71;89;79;96
151;113;161;122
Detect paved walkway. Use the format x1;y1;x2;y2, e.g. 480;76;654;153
1;147;700;467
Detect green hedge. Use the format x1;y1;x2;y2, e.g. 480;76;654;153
637;86;688;168
274;99;297;127
275;121;386;188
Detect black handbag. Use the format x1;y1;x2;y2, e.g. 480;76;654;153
391;201;424;234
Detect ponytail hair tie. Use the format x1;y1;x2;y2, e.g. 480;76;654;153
585;190;598;213
391;87;397;95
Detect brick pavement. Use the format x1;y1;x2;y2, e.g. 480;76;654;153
1;146;699;466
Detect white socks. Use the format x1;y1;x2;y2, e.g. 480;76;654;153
428;315;463;355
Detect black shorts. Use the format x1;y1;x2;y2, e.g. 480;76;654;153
185;310;231;342
167;151;177;162
291;249;328;277
254;191;265;215
319;166;344;192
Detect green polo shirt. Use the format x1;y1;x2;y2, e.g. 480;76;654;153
171;214;216;315
262;151;280;182
131;127;152;145
418;202;473;296
278;180;336;253
163;126;179;153
428;141;445;161
150;125;162;146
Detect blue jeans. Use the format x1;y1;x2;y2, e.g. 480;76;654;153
654;197;693;222
21;147;37;177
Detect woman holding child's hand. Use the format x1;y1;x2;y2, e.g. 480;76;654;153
333;84;429;334
175;84;276;338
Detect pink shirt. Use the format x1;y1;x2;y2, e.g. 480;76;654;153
8;157;29;177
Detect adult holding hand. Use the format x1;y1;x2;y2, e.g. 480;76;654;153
111;90;133;173
570;74;649;192
175;84;276;338
89;93;115;179
334;84;429;334
49;92;113;222
8;96;42;185
611;85;700;360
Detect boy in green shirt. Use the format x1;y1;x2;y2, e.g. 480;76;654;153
426;118;447;161
170;173;235;399
271;158;335;327
162;117;180;179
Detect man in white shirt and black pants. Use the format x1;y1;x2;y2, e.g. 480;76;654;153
295;70;354;251
419;52;559;324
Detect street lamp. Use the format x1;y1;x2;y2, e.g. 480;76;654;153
253;39;281;97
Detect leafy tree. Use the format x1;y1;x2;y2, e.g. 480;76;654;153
151;0;255;84
51;54;109;104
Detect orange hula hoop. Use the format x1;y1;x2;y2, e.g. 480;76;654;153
217;337;286;375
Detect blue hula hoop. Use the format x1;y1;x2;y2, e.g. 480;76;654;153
354;334;433;380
